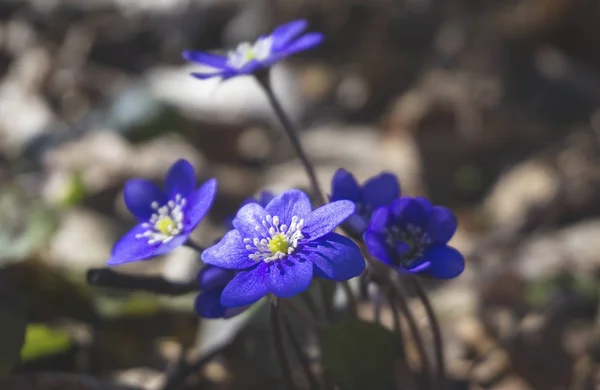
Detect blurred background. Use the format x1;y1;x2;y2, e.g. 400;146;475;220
1;0;600;389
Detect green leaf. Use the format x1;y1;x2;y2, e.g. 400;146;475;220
321;319;400;390
20;324;72;362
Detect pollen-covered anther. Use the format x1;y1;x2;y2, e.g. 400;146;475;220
135;194;187;245
245;214;304;263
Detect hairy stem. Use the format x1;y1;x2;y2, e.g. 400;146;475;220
255;72;326;206
341;280;358;317
271;298;300;390
391;281;434;390
409;277;446;390
282;313;322;390
282;299;325;332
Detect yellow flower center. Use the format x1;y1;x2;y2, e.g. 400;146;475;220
268;233;290;255
155;216;176;236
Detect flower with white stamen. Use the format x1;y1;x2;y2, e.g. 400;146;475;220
107;159;217;266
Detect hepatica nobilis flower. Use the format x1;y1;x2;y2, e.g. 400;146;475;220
107;159;217;266
364;197;464;279
202;190;365;307
195;265;248;319
330;168;400;236
183;19;323;80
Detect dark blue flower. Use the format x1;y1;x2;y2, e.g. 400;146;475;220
202;190;365;307
330;168;400;236
107;159;217;266
363;196;464;279
183;20;323;80
224;191;276;230
195;265;249;319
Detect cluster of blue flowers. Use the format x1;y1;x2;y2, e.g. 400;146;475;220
106;20;464;320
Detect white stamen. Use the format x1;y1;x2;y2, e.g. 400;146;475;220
226;36;273;69
135;193;187;245
244;214;305;263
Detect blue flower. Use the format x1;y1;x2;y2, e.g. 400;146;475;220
330;168;400;236
183;20;323;80
202;190;365;307
224;190;276;229
195;265;249;319
363;196;464;279
107;159;217;266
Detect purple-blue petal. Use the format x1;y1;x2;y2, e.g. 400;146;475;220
407;260;432;274
344;214;369;236
258;191;276;207
149;234;190;257
420;245;465;279
265;189;313;224
184;178;217;232
414;197;433;216
390;197;426;227
194;291;227;318
164;159;196;199
363;230;394;266
362;172;400;209
302;200;355;240
197;265;235;292
221;263;269;307
271;20;309;51
232;203;270;239
266;256;313;298
308;233;365;281
201;229;256;270
330;168;362;203
182;50;229;69
369;207;390;233
107;224;159;265
426;206;458;244
279;33;324;56
190;71;227;80
123;179;167;221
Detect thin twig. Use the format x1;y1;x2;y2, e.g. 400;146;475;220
87;268;198;295
282;313;322;390
255;71;326;206
409;277;447;390
271;298;300;390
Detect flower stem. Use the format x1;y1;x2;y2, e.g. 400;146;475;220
184;239;206;253
161;347;221;390
255;72;326;206
341;280;358;317
300;292;323;321
282;313;322;390
409;277;446;390
282;299;325;332
391;280;434;390
271;298;299;390
318;280;334;322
